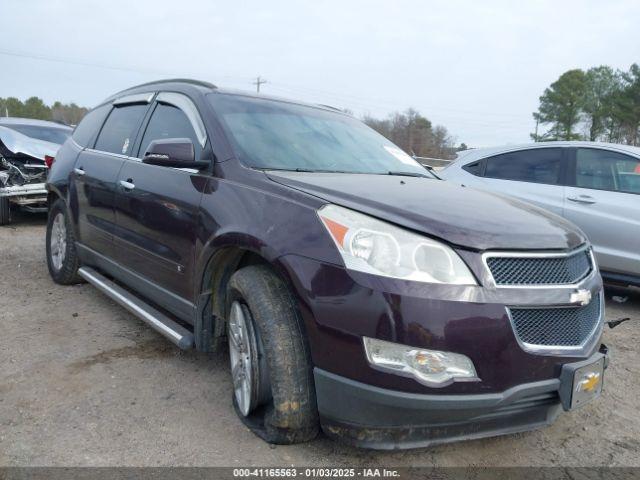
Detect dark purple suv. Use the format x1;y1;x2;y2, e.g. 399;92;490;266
46;79;608;449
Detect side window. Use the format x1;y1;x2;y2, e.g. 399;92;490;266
484;148;562;185
462;161;482;176
94;104;148;155
138;103;202;160
72;104;111;147
576;148;640;194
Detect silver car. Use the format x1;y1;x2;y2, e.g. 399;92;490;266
441;141;640;287
0;117;72;225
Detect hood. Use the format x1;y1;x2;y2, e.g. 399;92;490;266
267;172;586;251
0;125;60;161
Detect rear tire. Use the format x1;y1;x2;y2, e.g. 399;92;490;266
226;265;319;444
0;197;10;225
46;198;82;284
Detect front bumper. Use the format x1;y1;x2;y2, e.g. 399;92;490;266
315;346;608;449
0;183;47;208
0;182;47;198
0;182;47;210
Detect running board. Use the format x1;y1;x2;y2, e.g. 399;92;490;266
78;267;194;350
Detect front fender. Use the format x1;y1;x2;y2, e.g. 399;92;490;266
194;175;344;295
45;139;83;221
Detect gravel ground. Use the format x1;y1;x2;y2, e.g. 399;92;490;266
1;212;639;467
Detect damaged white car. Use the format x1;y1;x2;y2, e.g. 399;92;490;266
0;118;72;225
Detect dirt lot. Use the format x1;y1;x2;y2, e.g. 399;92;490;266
1;212;639;467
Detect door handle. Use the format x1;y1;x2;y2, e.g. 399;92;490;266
567;195;596;205
119;180;135;191
74;167;85;176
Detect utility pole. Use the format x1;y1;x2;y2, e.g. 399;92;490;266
534;118;539;142
253;76;267;93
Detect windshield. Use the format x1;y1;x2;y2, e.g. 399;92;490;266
4;124;71;145
208;93;431;176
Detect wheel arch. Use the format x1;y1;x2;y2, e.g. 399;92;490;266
194;235;307;353
46;186;64;210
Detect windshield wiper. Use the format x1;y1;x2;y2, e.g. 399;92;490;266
261;167;316;173
259;167;436;178
421;165;442;180
387;171;432;178
260;167;353;174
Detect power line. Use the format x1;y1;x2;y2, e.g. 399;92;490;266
0;48;535;129
269;81;530;119
0;48;253;84
0;48;172;76
266;85;533;128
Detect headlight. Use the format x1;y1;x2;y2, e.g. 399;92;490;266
363;337;478;387
318;204;477;285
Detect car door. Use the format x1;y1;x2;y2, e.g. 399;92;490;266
472;147;567;216
564;147;640;279
73;95;151;258
112;92;209;306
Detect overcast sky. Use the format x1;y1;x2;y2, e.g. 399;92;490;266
1;0;639;147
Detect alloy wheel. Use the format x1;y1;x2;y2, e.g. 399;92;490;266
228;301;262;416
50;212;67;271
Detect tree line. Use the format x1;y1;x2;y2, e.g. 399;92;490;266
533;64;640;145
363;109;461;159
0;96;88;126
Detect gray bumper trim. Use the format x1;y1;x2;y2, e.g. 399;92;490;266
314;368;560;428
315;344;608;450
314;369;565;449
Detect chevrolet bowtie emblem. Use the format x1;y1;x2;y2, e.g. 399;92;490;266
570;289;592;306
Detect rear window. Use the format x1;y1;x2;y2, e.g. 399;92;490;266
72;104;111;147
4;124;71;145
576;148;640;194
94;104;148;155
484;148;562;185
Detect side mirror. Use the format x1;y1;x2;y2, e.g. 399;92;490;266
142;138;208;169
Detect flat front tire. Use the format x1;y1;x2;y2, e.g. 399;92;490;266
226;265;319;444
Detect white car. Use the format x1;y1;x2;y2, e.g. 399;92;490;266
441;141;640;287
0;117;72;225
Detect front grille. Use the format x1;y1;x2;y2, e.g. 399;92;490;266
486;248;592;286
509;294;601;348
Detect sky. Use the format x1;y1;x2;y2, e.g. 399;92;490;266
1;0;639;147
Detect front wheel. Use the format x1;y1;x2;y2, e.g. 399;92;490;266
226;265;319;444
46;198;82;284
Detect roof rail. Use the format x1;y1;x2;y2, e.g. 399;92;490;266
316;104;347;113
121;78;217;91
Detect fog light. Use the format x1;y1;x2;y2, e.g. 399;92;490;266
363;337;479;387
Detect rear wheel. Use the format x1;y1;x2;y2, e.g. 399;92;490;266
46;198;82;284
226;265;319;444
0;197;10;225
